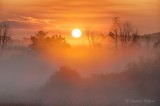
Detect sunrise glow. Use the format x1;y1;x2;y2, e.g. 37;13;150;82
0;0;159;105
72;28;82;38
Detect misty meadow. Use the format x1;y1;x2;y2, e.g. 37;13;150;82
0;0;160;106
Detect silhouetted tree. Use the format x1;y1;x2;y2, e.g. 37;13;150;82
30;31;48;49
85;30;106;47
46;35;70;48
108;17;139;49
119;22;139;48
0;23;12;50
30;31;70;50
108;17;120;49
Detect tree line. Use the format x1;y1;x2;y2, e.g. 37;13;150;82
37;55;160;105
1;17;160;52
30;17;140;50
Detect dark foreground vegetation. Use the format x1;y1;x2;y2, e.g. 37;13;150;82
1;53;159;106
39;55;160;106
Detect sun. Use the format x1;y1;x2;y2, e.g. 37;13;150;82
72;28;82;38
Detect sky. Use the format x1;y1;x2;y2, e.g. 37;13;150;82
0;0;160;39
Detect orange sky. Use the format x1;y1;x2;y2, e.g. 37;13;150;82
0;0;160;39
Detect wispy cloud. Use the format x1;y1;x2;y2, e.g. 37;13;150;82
0;15;57;29
0;0;159;38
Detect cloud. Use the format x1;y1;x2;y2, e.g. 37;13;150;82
0;15;57;30
0;0;160;37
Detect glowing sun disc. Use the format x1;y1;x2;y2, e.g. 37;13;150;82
72;28;81;38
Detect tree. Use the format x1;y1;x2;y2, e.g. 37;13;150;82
0;23;12;50
30;31;70;50
118;21;139;48
108;17;120;49
85;30;106;47
46;35;70;48
108;17;139;49
30;31;48;49
132;30;139;47
154;40;160;48
50;66;81;83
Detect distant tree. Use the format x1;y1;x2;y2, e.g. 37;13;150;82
108;17;120;49
119;22;139;48
143;36;151;48
108;17;139;49
132;30;139;47
153;40;160;48
30;31;70;50
47;66;82;88
0;23;12;50
85;30;106;47
46;35;70;48
30;31;48;49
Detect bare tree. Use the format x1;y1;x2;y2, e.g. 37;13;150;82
86;30;106;47
119;21;139;48
0;23;11;50
108;17;120;49
109;17;139;49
